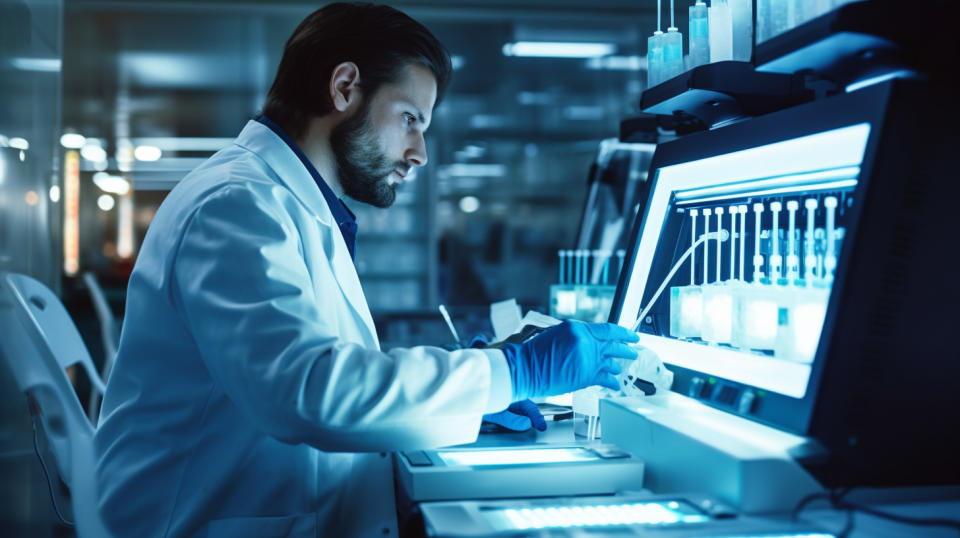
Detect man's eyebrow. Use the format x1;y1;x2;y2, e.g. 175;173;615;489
402;101;427;126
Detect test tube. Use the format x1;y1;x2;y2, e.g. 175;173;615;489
602;251;610;284
703;208;712;284
616;249;626;281
824;196;838;280
804;198;818;282
770;201;782;281
715;207;724;283
753;203;764;282
574;250;582;284
729;205;738;281
558;250;566;284
738;205;747;282
566;250;575;285
690;209;699;285
786;200;799;281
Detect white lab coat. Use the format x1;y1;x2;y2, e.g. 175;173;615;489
94;120;512;537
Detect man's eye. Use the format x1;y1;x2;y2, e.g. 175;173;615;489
403;113;416;126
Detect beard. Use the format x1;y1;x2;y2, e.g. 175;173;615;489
330;100;406;208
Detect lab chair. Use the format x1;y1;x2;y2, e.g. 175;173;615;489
0;272;109;537
81;271;120;420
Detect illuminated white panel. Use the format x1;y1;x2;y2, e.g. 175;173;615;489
437;447;596;467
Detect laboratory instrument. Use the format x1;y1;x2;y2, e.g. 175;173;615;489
420;492;834;537
396;444;644;502
605;78;960;511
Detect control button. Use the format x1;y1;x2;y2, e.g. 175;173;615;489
688;377;704;398
737;389;756;414
403;451;433;466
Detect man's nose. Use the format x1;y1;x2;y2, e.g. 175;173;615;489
405;132;427;167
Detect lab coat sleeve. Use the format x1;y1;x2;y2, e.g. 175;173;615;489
172;183;511;452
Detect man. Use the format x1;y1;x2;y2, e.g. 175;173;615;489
94;3;639;536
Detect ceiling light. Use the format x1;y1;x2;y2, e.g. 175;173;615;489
458;196;480;213
9;137;29;150
134;145;162;162
98;194;116;211
93;172;131;196
60;133;86;149
81;142;107;162
502;41;615;58
11;57;61;72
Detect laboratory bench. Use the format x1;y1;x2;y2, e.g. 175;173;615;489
392;417;960;538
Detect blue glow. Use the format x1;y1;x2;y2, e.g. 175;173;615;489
845;70;916;93
486;502;709;531
437;447;597;467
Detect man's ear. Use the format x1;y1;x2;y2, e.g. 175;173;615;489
330;61;361;112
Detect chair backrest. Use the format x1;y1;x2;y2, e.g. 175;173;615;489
0;272;109;537
81;271;119;381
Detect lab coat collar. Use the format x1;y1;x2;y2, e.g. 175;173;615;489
254;115;358;260
232;120;379;347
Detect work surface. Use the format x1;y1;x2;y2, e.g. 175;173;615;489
395;418;960;537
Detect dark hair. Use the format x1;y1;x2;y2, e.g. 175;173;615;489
262;2;452;140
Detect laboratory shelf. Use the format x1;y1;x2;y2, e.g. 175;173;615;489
754;1;915;84
639;61;812;130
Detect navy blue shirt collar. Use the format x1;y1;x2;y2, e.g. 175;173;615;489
255;115;358;260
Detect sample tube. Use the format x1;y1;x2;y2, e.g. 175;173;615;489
602;251;610;284
559;250;566;284
690;209;699;285
709;0;733;62
663;27;684;81
770;201;782;280
689;0;710;69
574;250;583;284
753;203;764;282
804;198;818;282
738;205;747;282
703;208;712;284
824;196;838;280
728;205;738;281
715;207;724;283
786;200;799;281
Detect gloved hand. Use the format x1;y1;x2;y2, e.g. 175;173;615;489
502;320;639;401
482;399;547;432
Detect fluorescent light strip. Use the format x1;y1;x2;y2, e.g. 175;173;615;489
502;41;616;58
676;179;858;206
489;502;708;530
675;167;860;201
437;447;596;467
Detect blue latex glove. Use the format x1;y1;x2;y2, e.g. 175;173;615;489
502;320;639;401
482;399;547;432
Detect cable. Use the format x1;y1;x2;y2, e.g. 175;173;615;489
793;486;960;536
27;394;75;527
631;229;729;332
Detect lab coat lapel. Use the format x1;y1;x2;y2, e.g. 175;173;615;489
233;121;379;348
